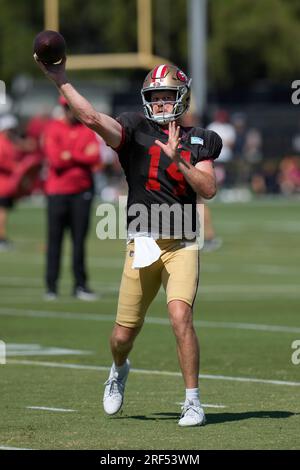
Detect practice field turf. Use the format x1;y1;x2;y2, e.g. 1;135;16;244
0;199;300;450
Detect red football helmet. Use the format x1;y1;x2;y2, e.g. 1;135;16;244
141;64;192;125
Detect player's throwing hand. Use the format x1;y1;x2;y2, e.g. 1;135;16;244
33;53;67;86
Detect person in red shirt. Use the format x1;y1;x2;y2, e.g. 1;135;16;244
0;115;21;251
25;111;52;193
43;96;100;300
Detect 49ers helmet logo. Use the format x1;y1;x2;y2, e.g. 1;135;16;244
176;69;188;83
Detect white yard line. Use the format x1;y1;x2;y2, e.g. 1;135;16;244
1;295;299;303
0;298;114;304
1;307;300;334
243;265;300;276
0;446;32;450
27;406;76;413
199;285;300;294
7;359;300;387
194;320;300;334
2;284;300;299
202;404;226;409
0;257;124;268
1;261;299;285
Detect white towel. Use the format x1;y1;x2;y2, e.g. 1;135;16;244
132;237;161;269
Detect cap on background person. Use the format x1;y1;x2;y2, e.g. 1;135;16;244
0;114;19;132
213;109;230;123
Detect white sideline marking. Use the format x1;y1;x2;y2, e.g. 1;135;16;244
243;265;300;276
7;360;300;387
0;446;32;450
199;285;300;294
202;404;226;409
1;260;299;284
2;269;300;290
1;308;300;334
265;221;300;232
1;296;299;304
27;406;76;413
0;298;113;304
5;343;91;357
2;278;300;293
195;320;300;334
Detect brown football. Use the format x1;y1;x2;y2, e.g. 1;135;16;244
33;30;66;64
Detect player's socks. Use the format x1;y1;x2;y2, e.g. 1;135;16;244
185;388;200;406
112;361;129;378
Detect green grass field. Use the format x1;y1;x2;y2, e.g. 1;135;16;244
1;199;300;450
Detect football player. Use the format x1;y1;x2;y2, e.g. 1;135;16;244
35;56;222;427
0;115;20;251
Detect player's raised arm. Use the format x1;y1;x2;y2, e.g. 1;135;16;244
33;47;122;149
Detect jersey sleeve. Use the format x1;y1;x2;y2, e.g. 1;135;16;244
207;130;223;160
115;112;143;152
192;128;223;164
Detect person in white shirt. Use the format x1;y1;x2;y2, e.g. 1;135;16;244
207;110;236;163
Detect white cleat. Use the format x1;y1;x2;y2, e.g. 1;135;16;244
178;400;206;427
103;359;130;415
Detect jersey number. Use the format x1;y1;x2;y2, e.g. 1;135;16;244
146;145;191;196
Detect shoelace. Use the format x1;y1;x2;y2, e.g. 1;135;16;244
104;374;124;397
180;401;201;418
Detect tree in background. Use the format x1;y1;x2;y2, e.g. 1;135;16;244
1;0;300;89
209;0;300;87
0;0;43;84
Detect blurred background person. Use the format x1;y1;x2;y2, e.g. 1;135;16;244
207;109;236;188
43;96;101;301
0;114;20;251
291;118;300;155
92;136;125;202
278;155;300;195
25;107;52;194
232;113;263;187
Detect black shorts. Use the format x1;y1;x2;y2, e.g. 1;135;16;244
0;197;14;209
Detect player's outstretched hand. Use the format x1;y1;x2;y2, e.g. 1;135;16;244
33;53;67;86
155;121;181;161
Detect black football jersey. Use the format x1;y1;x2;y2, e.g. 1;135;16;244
116;112;222;238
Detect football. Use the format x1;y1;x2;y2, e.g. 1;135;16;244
33;30;66;64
